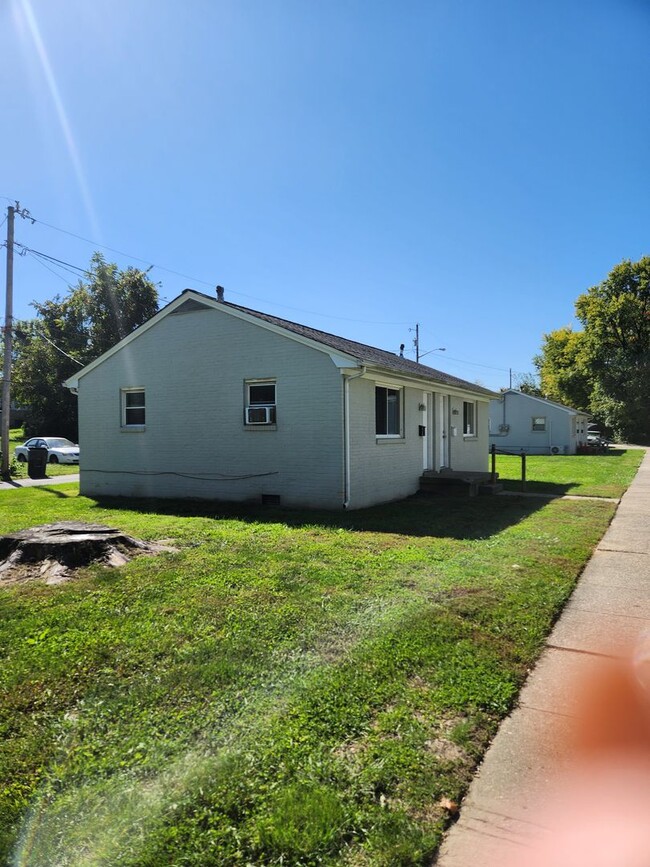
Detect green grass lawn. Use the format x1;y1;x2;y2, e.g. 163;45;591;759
495;448;644;498
0;479;627;866
7;429;79;478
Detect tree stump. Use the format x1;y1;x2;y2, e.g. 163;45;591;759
0;522;172;584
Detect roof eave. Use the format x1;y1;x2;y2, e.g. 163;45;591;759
362;363;499;399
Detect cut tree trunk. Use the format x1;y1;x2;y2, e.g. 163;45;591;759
0;522;172;584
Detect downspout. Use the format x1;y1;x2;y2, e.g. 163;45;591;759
343;366;366;509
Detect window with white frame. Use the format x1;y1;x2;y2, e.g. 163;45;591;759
245;380;276;425
532;416;546;432
462;401;476;436
121;388;145;427
375;386;402;436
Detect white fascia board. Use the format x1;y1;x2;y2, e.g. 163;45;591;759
362;366;497;401
63;291;362;390
331;356;360;369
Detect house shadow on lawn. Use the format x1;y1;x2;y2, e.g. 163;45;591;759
501;480;584;496
90;488;574;542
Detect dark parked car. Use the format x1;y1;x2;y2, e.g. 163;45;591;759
587;425;609;448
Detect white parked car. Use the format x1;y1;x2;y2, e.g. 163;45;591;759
15;437;80;465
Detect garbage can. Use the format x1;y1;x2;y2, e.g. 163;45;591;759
27;446;48;480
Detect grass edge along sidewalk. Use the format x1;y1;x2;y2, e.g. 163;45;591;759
0;471;626;865
495;448;643;499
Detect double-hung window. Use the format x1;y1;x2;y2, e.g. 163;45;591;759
462;401;476;436
121;388;145;428
375;386;402;437
245;380;276;425
532;416;546;432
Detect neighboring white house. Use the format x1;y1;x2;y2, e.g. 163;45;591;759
489;389;589;455
65;288;497;510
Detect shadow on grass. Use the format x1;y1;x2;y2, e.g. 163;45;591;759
36;486;75;499
575;449;625;458
501;480;578;496
89;489;573;541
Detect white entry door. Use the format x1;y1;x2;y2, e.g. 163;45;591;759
421;392;432;471
437;393;450;469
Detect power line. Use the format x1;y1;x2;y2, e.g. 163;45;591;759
16;243;91;278
33;329;84;366
5;199;537;375
21;242;530;378
25;210;412;326
437;354;511;373
25;250;78;288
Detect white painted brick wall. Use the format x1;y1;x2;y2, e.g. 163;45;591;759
78;306;345;508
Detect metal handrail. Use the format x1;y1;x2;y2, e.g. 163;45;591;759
490;443;527;491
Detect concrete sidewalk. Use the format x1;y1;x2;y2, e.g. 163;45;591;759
436;448;650;866
0;474;79;491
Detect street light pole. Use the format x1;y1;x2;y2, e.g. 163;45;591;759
418;347;446;361
411;323;445;363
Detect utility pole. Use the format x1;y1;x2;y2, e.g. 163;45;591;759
1;202;33;479
410;323;445;364
1;205;15;480
413;323;421;362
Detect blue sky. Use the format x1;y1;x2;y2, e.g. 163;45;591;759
2;0;648;390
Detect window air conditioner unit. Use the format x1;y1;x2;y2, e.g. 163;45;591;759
246;405;273;424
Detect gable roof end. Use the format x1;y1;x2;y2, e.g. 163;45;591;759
65;288;498;398
499;389;588;415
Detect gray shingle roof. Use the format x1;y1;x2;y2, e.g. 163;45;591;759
187;290;496;397
502;389;588;415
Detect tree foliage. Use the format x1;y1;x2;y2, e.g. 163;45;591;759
535;256;650;442
13;253;160;438
534;327;591;410
513;372;543;397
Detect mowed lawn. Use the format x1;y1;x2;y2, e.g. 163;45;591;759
0;475;625;866
495;448;644;498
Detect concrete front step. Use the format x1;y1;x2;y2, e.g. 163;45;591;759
419;473;503;497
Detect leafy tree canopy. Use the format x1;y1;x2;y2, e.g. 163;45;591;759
513;372;543;397
534;327;591;410
12;253;160;438
535;256;650;442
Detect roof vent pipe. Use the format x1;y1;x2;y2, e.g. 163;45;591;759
216;285;225;302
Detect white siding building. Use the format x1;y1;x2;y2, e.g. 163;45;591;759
66;289;497;510
489;389;589;455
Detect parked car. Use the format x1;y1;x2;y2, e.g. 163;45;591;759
14;437;80;465
586;425;609;448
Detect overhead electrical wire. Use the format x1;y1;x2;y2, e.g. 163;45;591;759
2;198;537;379
25;250;80;287
13;207;412;326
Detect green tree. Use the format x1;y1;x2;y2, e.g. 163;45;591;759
534;256;650;442
13;253;159;438
576;256;650;442
513;373;543;397
534;326;591;410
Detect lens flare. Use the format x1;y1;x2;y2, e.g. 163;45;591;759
14;0;101;239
